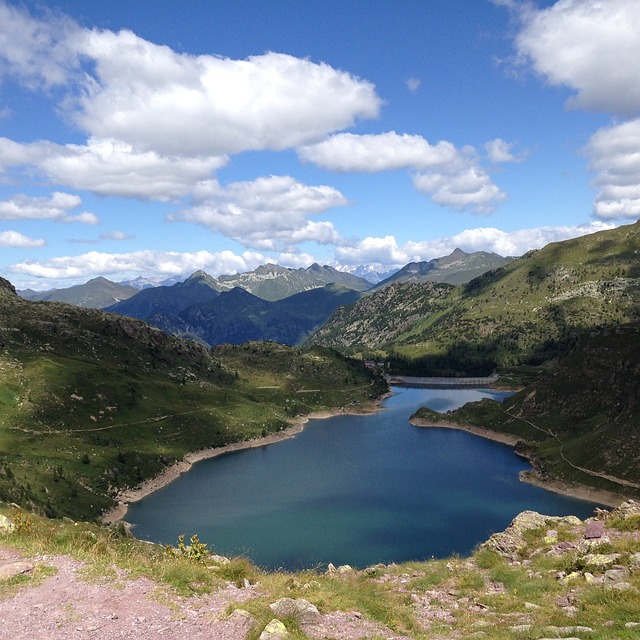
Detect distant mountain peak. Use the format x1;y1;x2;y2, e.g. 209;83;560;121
185;270;219;287
374;250;513;288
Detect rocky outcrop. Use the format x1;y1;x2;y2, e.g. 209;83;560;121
480;510;582;561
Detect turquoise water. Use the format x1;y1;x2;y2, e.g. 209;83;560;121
126;387;600;570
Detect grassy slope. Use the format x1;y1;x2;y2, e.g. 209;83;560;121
311;221;640;375
0;280;387;521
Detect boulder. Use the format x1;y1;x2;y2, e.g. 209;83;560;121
604;567;631;591
0;515;14;533
580;553;621;571
584;520;605;539
269;598;321;626
228;609;259;636
614;500;640;520
259;619;289;639
0;561;34;580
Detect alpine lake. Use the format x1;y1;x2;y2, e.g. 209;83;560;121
126;386;601;571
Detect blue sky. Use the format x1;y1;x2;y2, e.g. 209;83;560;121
1;0;639;290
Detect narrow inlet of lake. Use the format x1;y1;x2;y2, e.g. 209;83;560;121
126;386;600;571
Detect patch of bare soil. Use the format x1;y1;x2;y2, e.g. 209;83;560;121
0;546;257;640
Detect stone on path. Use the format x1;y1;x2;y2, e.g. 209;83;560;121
0;560;34;580
584;520;605;539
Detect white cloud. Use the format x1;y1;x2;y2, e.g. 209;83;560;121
99;230;133;241
334;236;410;267
412;166;506;214
406;77;421;93
0;1;80;90
0;230;46;248
0;137;226;201
298;132;461;172
405;221;616;258
10;248;268;282
8;247;324;287
0;5;381;158
515;0;640;116
174;175;349;251
299;132;506;213
72;30;382;155
0;191;98;224
334;221;616;267
586;118;640;219
484;138;524;164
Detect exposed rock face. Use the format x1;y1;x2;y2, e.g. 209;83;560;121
480;511;582;561
0;277;17;296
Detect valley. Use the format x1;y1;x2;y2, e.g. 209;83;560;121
3;224;640;517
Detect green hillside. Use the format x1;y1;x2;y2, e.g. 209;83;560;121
311;221;640;375
0;278;386;521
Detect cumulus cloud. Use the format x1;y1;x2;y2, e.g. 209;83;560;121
0;191;98;224
298;132;461;172
507;0;640;221
10;248;268;282
77;42;381;156
8;247;326;288
334;221;616;267
412;167;506;214
299;132;506;213
0;230;46;248
0;137;226;201
484;138;525;164
515;0;640;116
0;1;80;90
174;175;349;251
0;4;381;157
587;118;640;219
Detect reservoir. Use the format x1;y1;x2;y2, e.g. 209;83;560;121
126;386;600;571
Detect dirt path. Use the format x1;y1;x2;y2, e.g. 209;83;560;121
0;546;258;640
0;545;410;640
499;407;640;490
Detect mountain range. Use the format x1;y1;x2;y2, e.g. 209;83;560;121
16;250;509;309
134;282;364;347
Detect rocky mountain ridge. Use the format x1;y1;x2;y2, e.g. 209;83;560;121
374;248;513;288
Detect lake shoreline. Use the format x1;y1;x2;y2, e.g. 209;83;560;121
102;397;388;525
409;417;627;508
